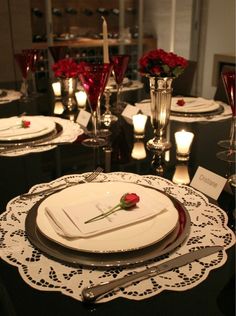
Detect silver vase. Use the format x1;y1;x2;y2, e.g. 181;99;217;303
147;76;173;151
60;77;77;111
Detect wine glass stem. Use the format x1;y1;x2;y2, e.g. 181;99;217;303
229;116;236;148
21;77;29;98
92;111;98;139
116;84;121;106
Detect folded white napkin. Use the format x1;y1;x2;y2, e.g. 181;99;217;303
45;194;168;238
171;97;217;112
0;117;53;138
135;101;152;116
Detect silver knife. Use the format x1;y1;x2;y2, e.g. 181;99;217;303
81;245;223;303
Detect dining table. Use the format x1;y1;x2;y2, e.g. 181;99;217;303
0;84;235;316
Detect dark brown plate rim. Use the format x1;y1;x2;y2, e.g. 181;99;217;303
171;104;224;117
0;123;63;145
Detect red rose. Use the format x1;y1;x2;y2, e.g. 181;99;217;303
120;193;140;209
21;120;31;128
52;58;79;78
138;48;188;78
177;99;185;106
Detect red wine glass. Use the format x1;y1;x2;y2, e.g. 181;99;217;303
22;49;41;96
217;71;236;150
78;62;113;147
110;54;130;113
216;71;235;186
14;52;33;101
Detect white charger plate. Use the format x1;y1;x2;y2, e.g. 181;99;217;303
36;182;179;253
0;116;56;141
171;97;220;113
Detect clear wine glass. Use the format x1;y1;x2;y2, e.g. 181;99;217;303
110;54;131;113
101;87;118;126
78;62;113;147
14;52;33;102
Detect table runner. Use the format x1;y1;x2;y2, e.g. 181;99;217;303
0;172;235;303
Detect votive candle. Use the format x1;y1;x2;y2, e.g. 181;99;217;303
52;82;61;97
75;91;87;108
132;114;147;138
175;130;194;161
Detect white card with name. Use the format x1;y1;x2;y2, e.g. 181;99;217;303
76;109;91;127
121;104;139;121
190;166;227;200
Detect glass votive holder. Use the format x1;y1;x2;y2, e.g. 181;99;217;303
175;130;194;161
172;163;190;185
53;101;65;115
131;141;147;160
75;90;87;108
52;81;61;98
132;114;147;139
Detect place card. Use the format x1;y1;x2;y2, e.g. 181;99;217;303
121;104;139;124
190;166;227;200
76;109;91;127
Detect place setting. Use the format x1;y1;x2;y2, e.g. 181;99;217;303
135;96;232;123
0;88;22;104
0;115;83;156
0;171;234;303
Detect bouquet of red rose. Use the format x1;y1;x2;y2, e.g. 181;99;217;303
139;48;188;78
52;58;79;78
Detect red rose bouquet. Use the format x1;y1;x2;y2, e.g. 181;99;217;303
139;48;188;78
52;58;79;78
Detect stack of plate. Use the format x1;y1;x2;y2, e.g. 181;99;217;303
26;181;191;267
0;116;62;146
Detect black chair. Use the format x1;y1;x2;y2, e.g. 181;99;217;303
172;60;197;97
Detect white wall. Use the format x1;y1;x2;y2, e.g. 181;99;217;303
201;0;235;99
143;0;192;59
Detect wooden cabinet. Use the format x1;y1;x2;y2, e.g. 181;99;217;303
30;0;156;80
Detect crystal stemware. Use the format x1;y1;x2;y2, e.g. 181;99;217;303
216;71;236;187
217;71;236;150
22;49;41;96
110;54;130;113
78;62;113;147
14;52;33;102
101;87;118;126
217;71;235;161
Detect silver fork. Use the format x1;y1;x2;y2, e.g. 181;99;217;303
19;166;103;200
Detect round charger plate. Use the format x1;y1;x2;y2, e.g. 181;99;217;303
25;185;190;267
0;116;56;141
171;97;221;114
0;123;63;148
36;182;179;253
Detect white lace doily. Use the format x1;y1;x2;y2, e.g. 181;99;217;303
0;116;83;157
0;172;235;303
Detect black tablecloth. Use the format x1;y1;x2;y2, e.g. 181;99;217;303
0;91;235;316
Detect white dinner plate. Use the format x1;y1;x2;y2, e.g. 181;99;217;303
171;97;220;113
0;116;56;141
36;182;179;253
